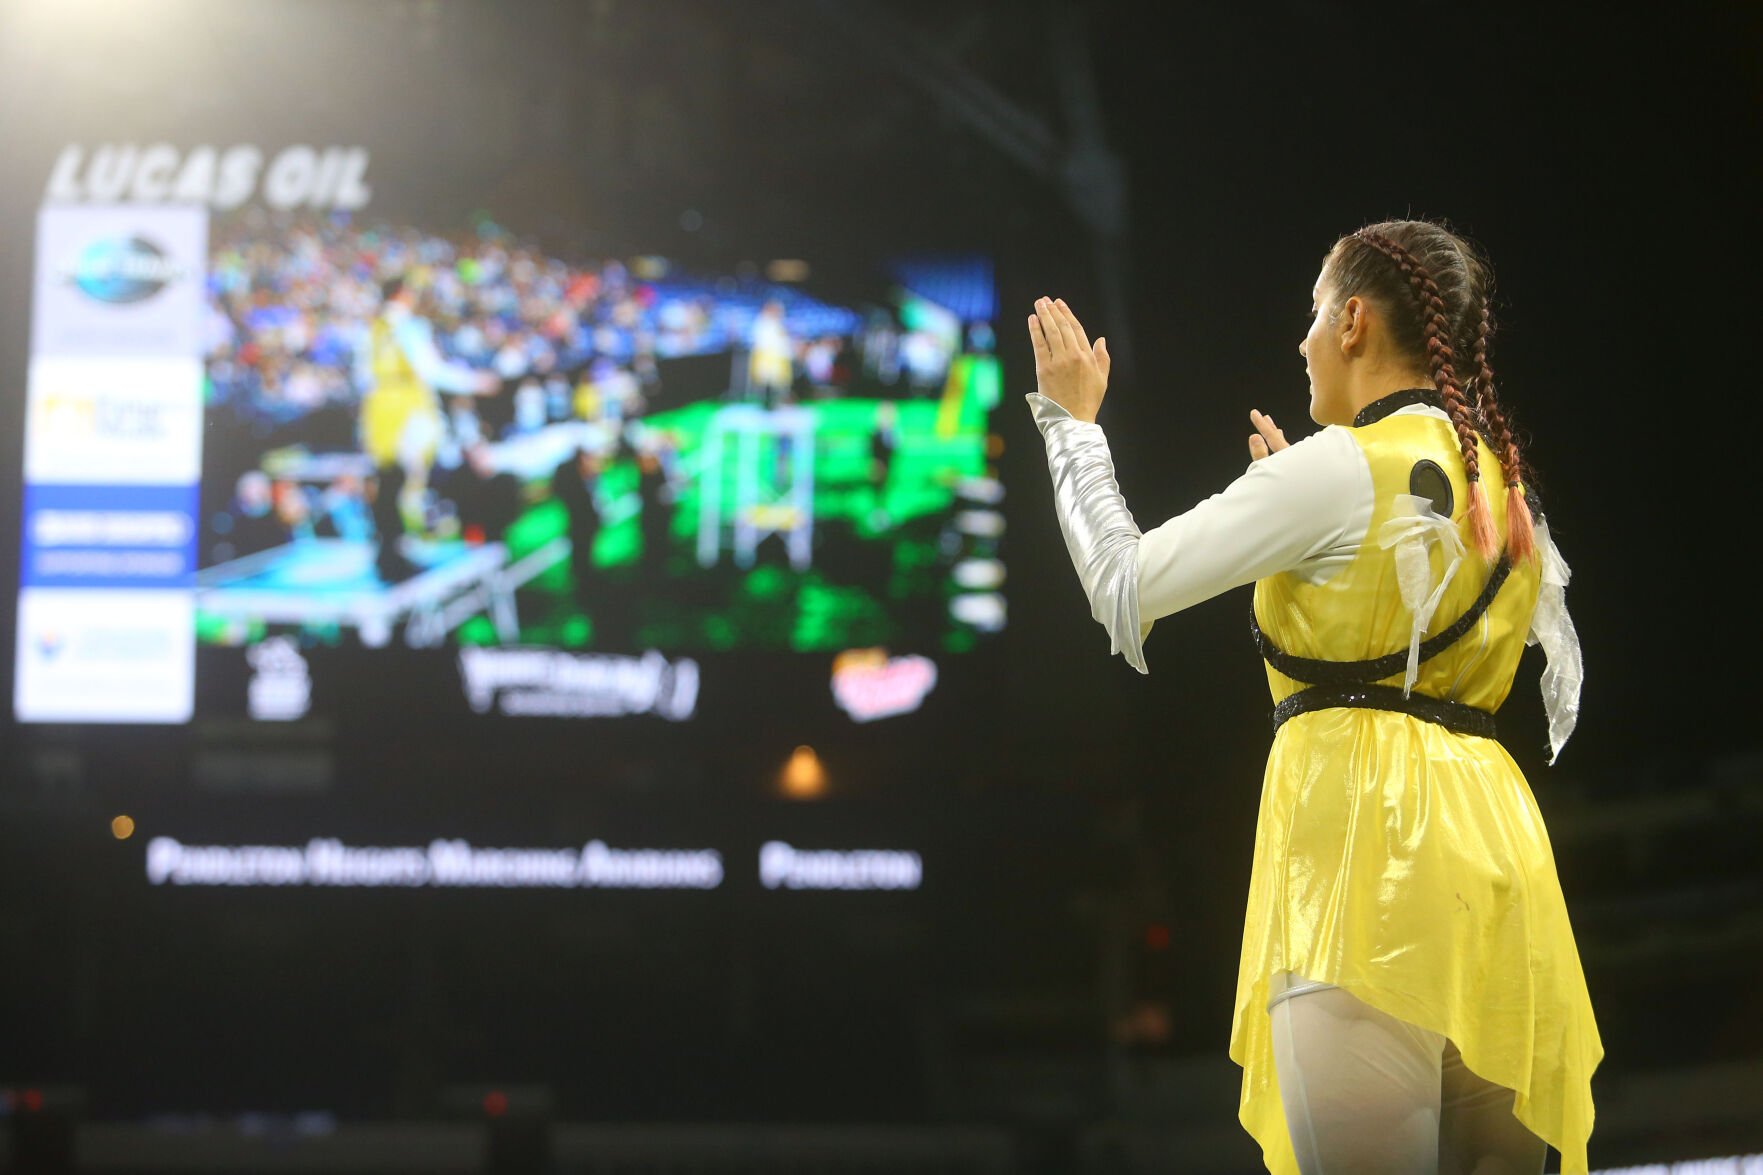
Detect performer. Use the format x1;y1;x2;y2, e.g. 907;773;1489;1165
747;299;794;408
1025;219;1599;1174
636;437;677;578
550;446;606;615
360;277;501;581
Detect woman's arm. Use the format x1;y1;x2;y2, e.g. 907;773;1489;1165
1026;389;1151;669
1025;390;1372;673
394;313;500;395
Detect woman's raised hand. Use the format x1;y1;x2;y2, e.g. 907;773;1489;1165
1247;409;1289;461
1027;296;1109;424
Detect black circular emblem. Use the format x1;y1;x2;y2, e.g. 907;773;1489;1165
1410;459;1454;517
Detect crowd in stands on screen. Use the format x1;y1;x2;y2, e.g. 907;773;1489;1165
852;307;958;396
207;470;284;563
207;469;377;566
203;216;846;431
199;214;976;578
204;215;951;437
208;219;673;431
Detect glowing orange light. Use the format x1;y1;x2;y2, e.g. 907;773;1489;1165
831;647;887;673
111;815;135;840
780;745;828;799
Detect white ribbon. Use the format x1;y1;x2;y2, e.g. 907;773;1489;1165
1526;517;1582;764
1375;493;1466;697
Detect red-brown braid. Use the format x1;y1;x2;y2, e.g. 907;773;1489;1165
1354;229;1502;559
1467;299;1537;563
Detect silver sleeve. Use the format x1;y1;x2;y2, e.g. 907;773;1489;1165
1025;392;1148;673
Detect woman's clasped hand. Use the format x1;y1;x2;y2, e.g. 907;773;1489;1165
1026;296;1110;424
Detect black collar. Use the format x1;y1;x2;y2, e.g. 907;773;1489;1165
1354;387;1445;427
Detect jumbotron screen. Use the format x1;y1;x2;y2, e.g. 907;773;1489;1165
14;145;1005;725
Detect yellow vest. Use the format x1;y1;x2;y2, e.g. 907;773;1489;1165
1233;410;1603;1174
1255;413;1536;712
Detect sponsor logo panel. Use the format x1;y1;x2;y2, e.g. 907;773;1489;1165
15;588;194;723
30;204;208;358
20;483;198;590
24;355;204;485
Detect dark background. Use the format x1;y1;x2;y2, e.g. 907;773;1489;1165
0;2;1756;1171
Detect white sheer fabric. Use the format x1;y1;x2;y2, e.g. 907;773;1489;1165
1271;984;1547;1175
1376;493;1468;697
1526;517;1583;764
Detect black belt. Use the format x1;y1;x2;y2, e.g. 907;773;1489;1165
1271;683;1498;739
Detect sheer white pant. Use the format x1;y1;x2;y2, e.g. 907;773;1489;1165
1269;975;1547;1175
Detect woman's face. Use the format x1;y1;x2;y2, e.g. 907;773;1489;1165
1299;269;1351;426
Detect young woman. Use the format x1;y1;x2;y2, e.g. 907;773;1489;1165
1025;219;1600;1174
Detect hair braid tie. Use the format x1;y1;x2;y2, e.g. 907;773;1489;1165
1354;229;1501;560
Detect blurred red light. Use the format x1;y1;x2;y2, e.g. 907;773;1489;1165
22;1088;44;1112
1144;923;1171;951
483;1090;508;1117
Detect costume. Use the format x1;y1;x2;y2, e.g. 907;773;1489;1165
1027;386;1600;1174
747;308;794;407
361;308;455;470
359;304;487;579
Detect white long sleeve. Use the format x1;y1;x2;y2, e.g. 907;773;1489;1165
394;313;487;394
1026;389;1584;764
1026;391;1152;670
1026;390;1373;673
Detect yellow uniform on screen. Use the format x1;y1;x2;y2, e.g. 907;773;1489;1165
360;312;443;470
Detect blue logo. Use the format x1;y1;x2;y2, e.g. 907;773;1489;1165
62;235;183;304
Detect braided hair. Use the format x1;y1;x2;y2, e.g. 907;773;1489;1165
1466;296;1537;563
1321;220;1537;563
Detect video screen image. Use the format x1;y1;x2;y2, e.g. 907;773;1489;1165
16;145;1007;726
195;213;1006;658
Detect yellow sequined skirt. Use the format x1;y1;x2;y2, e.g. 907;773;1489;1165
1230;707;1604;1174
